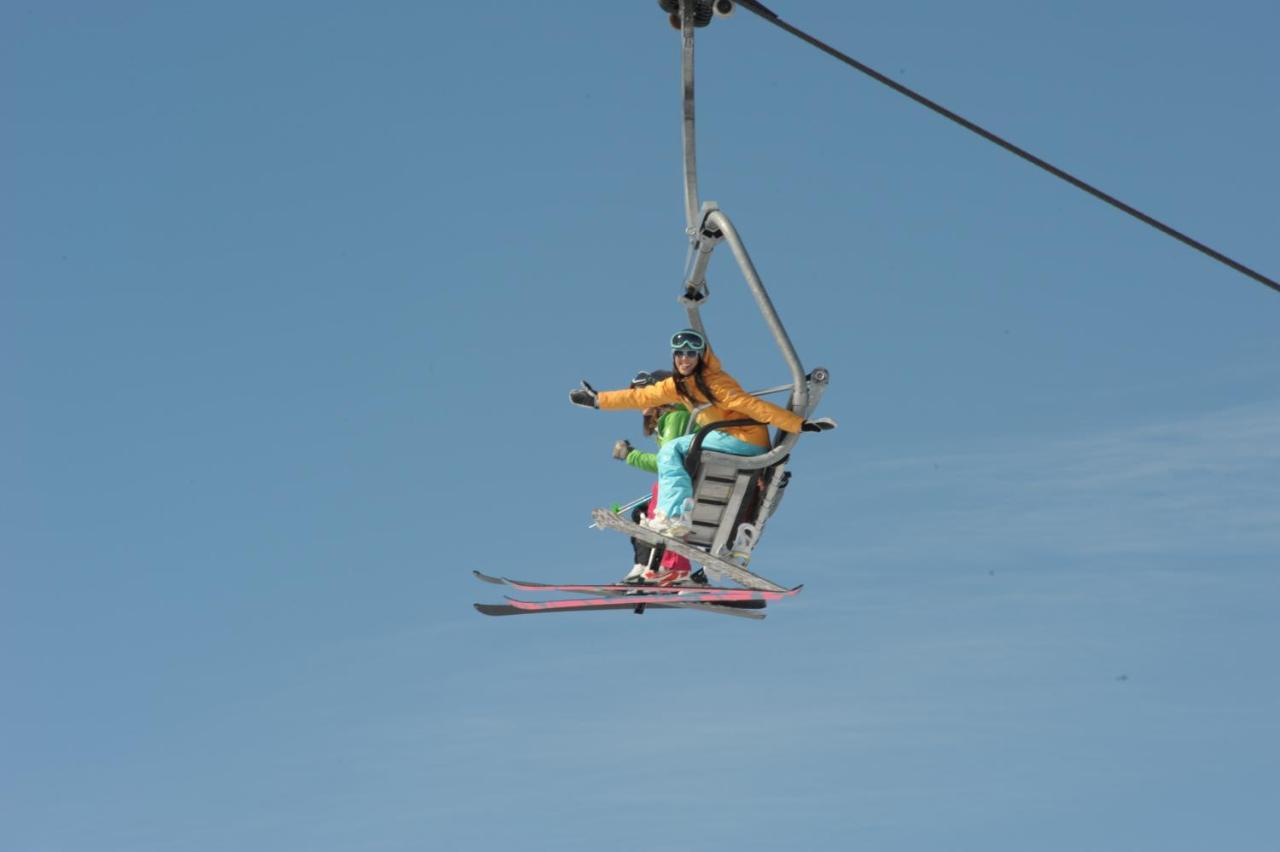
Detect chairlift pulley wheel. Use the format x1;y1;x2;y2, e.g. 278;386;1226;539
658;1;717;28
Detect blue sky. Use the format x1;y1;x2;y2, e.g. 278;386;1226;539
4;2;1278;850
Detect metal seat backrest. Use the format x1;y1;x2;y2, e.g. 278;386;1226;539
686;453;760;552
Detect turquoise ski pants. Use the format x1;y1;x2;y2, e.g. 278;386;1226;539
656;431;767;518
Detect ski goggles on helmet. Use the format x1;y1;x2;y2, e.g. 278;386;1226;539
670;329;706;353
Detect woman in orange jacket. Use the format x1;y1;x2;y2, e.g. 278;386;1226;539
571;328;828;539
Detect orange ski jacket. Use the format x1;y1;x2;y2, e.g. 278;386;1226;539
596;348;803;448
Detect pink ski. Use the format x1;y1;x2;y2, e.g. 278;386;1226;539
503;587;794;611
474;599;767;618
473;570;802;598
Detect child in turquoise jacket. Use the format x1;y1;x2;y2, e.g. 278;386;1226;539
612;371;697;584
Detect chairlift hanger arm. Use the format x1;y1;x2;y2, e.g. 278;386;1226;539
664;3;819;436
679;3;699;235
668;2;735;236
698;208;807;410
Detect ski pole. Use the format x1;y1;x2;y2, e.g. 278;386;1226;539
588;493;651;528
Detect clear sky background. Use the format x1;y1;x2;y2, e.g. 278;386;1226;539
4;1;1278;850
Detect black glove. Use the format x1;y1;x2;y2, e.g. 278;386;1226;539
801;417;838;433
569;380;599;409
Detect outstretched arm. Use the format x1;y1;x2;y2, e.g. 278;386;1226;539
706;373;805;433
596;378;682;412
625;448;660;473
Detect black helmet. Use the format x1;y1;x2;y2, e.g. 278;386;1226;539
630;369;673;388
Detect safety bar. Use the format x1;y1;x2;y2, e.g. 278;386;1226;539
680;207;807;420
704;210;807;409
683;418;761;476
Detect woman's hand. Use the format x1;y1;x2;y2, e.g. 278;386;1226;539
801;417;837;433
569;380;599;409
612;439;633;460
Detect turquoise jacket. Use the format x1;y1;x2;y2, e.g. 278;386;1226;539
626;406;691;473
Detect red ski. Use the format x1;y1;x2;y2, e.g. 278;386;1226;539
472;570;802;598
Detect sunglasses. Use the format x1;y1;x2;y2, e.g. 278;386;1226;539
673;349;701;359
670;330;706;351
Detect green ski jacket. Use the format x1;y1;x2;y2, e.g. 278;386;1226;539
626;405;691;473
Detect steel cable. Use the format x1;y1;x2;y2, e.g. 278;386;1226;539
732;0;1278;295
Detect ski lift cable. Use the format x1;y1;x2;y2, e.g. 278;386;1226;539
731;0;1280;296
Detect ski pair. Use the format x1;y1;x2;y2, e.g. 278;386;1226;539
502;587;790;611
472;570;801;597
471;571;801;619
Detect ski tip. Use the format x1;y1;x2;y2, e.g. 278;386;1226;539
473;570;505;585
474;603;516;616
